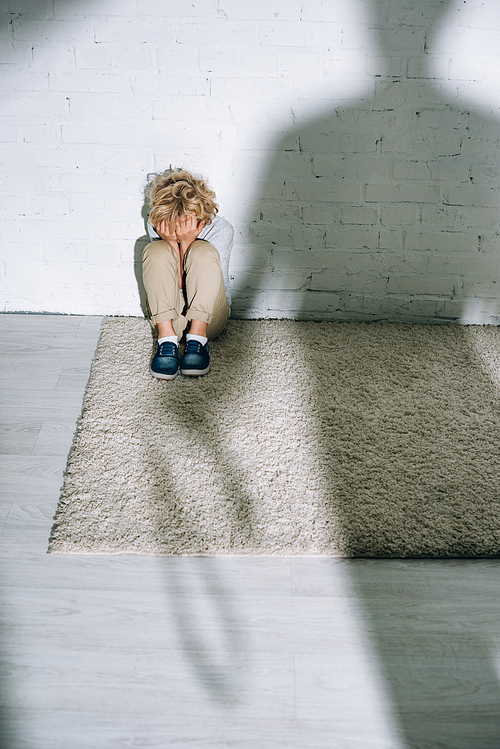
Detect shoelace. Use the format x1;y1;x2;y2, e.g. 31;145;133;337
184;340;205;354
158;342;178;357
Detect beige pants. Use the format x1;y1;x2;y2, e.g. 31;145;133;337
142;239;229;341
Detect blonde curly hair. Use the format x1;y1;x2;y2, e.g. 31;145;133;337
147;168;218;228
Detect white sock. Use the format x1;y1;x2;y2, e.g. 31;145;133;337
186;333;208;346
158;335;178;346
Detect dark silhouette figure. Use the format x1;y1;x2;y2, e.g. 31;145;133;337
229;0;500;745
235;0;500;326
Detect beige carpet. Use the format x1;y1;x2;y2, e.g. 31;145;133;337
49;317;500;557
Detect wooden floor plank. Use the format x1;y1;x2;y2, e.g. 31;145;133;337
0;422;42;455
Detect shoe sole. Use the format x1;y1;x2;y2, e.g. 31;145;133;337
150;367;178;380
180;365;210;376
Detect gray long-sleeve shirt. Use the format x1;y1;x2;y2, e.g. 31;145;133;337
147;215;234;306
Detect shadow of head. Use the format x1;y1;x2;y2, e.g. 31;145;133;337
232;0;500;326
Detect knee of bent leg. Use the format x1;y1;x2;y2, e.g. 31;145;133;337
142;240;174;266
186;240;219;266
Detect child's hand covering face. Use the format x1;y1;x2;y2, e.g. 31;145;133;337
156;219;177;245
174;215;206;247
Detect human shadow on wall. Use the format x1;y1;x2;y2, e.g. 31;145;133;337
232;0;500;744
235;2;500;326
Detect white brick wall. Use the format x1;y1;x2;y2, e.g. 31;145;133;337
2;0;500;323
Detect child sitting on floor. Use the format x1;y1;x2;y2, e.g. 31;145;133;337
143;168;234;379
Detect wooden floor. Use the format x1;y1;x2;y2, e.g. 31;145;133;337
1;314;500;749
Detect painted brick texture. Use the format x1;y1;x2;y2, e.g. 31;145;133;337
2;0;500;323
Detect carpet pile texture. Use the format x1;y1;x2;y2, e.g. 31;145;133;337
49;317;500;557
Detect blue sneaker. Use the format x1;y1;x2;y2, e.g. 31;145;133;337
180;340;210;376
150;341;179;380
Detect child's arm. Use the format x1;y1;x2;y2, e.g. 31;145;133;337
156;219;183;289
